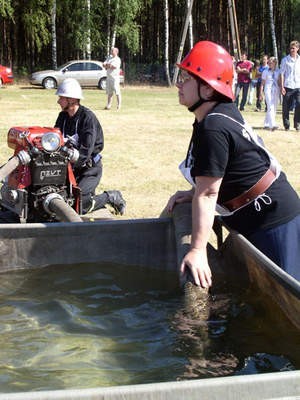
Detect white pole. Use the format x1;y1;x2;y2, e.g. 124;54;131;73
172;0;194;85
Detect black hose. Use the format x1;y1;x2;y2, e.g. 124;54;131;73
46;196;83;222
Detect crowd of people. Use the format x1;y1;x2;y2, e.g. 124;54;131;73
233;40;300;132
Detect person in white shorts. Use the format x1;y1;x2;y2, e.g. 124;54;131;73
103;47;122;110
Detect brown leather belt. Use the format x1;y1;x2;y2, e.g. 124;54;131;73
223;168;276;212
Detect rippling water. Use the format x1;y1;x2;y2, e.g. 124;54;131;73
0;262;299;393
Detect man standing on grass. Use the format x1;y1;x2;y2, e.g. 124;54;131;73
103;47;122;111
234;52;253;111
279;40;300;131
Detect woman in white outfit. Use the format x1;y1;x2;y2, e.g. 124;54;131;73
260;57;280;131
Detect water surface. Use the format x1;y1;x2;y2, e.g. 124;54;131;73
0;262;299;393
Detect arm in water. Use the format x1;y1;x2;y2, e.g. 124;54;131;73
180;176;222;289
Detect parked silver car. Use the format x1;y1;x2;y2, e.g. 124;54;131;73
30;60;124;90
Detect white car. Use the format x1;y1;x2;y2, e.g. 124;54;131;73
30;60;124;90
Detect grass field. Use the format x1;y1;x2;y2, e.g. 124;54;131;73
0;83;299;219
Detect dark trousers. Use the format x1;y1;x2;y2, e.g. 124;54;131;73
256;81;262;110
0;209;20;223
75;162;105;213
247;214;300;281
235;82;250;110
282;87;300;129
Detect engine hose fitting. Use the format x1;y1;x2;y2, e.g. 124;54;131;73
68;148;79;163
43;193;64;215
17;150;31;165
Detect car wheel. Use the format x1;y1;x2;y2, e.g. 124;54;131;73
98;77;106;90
42;77;57;89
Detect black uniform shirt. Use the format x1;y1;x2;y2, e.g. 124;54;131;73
188;102;300;235
55;105;104;169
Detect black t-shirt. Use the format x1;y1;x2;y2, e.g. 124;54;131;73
55;105;104;169
188;102;300;236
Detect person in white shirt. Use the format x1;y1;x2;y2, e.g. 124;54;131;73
260;57;280;131
279;40;300;131
103;47;122;110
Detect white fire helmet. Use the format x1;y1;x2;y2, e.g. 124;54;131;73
55;78;84;99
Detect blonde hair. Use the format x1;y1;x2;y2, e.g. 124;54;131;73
290;40;299;48
268;56;277;67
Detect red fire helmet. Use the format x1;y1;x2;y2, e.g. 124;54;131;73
178;41;234;100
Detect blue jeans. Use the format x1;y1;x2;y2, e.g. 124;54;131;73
247;214;300;281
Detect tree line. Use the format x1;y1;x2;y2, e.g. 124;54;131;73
1;0;300;83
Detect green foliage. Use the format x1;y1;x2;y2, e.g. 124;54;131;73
0;0;13;18
293;0;300;39
1;0;300;75
110;0;145;53
21;0;52;52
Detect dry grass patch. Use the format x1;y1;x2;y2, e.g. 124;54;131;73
0;84;299;219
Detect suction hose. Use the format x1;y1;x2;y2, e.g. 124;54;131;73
0;151;31;182
43;193;83;223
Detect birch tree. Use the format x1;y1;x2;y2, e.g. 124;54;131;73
187;0;193;49
164;0;171;86
268;0;278;59
108;0;143;54
86;0;91;59
51;0;57;69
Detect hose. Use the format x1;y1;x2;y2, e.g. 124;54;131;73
0;156;21;182
44;194;83;223
0;151;31;182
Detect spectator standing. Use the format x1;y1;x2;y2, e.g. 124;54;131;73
103;47;122;111
279;40;300;131
260;57;280;131
255;54;269;111
234;52;253;111
247;59;260;106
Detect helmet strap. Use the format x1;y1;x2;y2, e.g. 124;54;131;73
188;80;210;112
188;98;208;112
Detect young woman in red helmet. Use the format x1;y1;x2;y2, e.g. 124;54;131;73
166;41;300;287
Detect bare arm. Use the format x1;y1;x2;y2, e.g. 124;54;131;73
180;175;222;288
259;79;266;99
279;58;286;95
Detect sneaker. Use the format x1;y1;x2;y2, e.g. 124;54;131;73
105;190;126;215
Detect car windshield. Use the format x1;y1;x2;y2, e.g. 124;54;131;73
56;62;72;71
